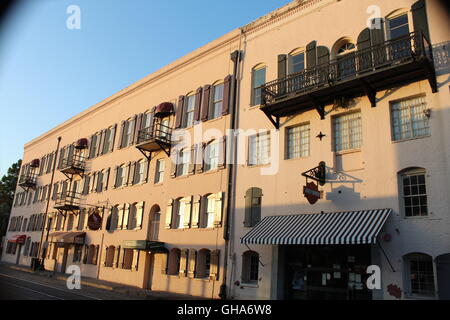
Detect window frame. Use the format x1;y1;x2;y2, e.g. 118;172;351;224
399;168;429;219
209;82;224;120
285;122;310;160
333;111;362;153
242;251;260;284
403;253;436;298
251;65;267;107
154;159;165;184
248;132;271;166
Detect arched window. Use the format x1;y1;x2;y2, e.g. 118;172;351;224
332;38;356;78
149;205;161;240
183;92;196;128
210;81;224;120
168;248;181;275
196;249;211;278
404;253;435;297
128;203;138;230
242;251;259;284
105;246;115;267
288;48;305;74
244;187;262;227
251;64;266;106
398;168;428;217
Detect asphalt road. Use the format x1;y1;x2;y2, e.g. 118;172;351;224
0;272;102;300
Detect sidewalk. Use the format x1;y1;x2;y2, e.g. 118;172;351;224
1;262;205;300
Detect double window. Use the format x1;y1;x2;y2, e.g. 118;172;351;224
286;123;310;159
391;96;430;141
248;132;271;166
333;111;362;152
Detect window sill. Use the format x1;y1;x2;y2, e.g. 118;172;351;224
205;116;224;124
247;163;271;169
240;282;259;288
334;149;361;156
404;293;436;300
403;215;435;220
153;182;164;187
284;155;311;161
392;135;431;144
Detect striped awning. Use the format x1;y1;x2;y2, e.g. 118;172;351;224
241;209;392;245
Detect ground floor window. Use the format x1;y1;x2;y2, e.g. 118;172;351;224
404;253;435;297
168;248;181;275
122;249;134;270
242;251;259;284
195;249;211;278
73;245;83;263
105;246;115;267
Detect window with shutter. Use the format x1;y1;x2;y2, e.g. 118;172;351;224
190;195;201;229
165;199;173;229
251;66;266;106
175;96;185;129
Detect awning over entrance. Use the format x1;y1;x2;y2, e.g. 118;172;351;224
49;232;85;244
122;240;166;252
241;209;392;245
8;235;26;244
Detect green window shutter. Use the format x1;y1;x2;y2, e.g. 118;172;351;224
244;188;253;227
277;54;287;79
412;0;430;42
306;41;317;69
317;46;330;65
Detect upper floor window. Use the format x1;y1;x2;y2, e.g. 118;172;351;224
172;198;187;229
333;111;362;152
251;65;266;106
176;149;190;177
244;187;262;227
391;96;430;141
248;132;270;166
115;164;127;188
200;194;216;229
286;123;310;159
242;251;259;284
183;94;196;128
133;160;146;185
400;168;428;217
388;13;410;40
404;253;435;297
154;159;165;184
210;83;224;120
149;205;161;241
102;126;116;154
204;141;219;172
288;50;305;74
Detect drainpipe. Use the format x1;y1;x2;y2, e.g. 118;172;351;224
219;33;243;299
38;136;61;269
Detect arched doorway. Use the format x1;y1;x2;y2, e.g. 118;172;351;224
144;204;161;290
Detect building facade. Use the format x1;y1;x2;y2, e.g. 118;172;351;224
2;0;450;300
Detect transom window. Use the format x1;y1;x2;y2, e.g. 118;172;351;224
183;94;196;128
391;96;430;141
286;123;310;159
248;132;271;166
400;169;428;217
337;43;356;55
210;83;224;120
333;112;362;152
251;66;266;106
388;14;409;39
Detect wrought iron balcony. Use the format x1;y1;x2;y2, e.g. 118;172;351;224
260;32;437;127
54;191;81;211
60;154;86;177
136;122;172;157
18;173;37;189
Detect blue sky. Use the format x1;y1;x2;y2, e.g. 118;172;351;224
0;0;292;176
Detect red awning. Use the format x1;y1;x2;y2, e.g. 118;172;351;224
155;102;174;118
9;235;27;244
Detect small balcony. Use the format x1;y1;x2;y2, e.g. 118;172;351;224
18;173;37;189
136;122;172;157
260;32;437;127
54;191;81;211
60;154;86;177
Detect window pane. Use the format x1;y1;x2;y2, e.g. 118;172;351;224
334;112;362;151
252;67;266;106
287;124;310;159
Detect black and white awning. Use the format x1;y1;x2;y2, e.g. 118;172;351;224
241;209;392;245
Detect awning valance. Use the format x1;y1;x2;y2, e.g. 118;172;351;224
50;232;85;244
241;209;392;245
8;235;27;244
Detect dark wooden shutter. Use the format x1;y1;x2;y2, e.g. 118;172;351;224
251;188;262;227
244;189;253;227
222;75;232;116
317;46;330;65
306;41;317;69
412;0;430;41
175;96;185;129
134;113;143;144
95;132;101;157
118;120;126;149
278;54;287;79
194;87;203;122
98;130;105;156
218;136;226;169
83;176;90;195
129;115;137;146
52;182;59;200
188;145;196;175
96;171;104;193
201;85;211;122
109;124;117;153
357;28;372;71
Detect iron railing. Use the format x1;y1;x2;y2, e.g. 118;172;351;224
18;172;37;187
261;32;433;105
54;191;82;209
137;122;172;145
60;154;86;172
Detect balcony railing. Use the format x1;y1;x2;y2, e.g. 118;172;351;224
260;32;436;124
60;154;86;176
136;122;172;156
54;191;82;211
18;173;37;189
